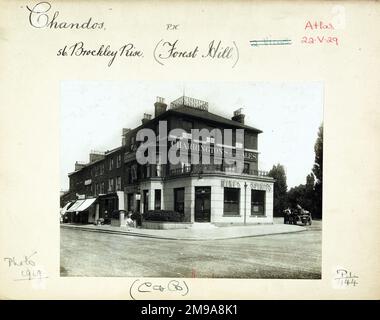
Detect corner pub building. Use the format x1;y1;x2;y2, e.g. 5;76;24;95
61;96;274;226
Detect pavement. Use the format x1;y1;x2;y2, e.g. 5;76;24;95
60;220;306;241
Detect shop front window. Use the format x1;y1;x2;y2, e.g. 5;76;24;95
223;187;240;215
251;190;265;216
143;190;149;213
155;189;161;210
127;193;134;211
174;188;185;214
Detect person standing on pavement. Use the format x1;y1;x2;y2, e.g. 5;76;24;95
126;213;135;230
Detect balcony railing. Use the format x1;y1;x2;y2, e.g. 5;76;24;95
128;164;269;183
170;96;209;111
168;164;268;177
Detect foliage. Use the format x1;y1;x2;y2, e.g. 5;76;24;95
275;123;323;219
312;124;323;218
313;125;323;184
268;163;288;217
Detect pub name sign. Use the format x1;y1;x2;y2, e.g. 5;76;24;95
173;140;258;162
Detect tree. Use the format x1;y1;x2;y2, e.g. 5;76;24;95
312;124;323;218
268;163;288;217
287;184;307;209
284;124;323;219
306;173;315;189
313;124;323;184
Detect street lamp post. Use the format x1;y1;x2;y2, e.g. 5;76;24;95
244;182;247;225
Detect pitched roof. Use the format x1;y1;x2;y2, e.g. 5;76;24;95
68;146;123;176
68;100;262;177
168;106;262;133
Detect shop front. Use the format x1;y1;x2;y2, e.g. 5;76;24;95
136;175;274;225
65;197;97;224
96;191;125;223
116;170;274;227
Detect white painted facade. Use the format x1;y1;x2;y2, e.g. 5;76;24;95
123;174;274;225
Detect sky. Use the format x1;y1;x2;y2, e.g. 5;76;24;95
60;81;323;191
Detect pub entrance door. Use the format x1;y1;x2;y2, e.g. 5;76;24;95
194;187;211;222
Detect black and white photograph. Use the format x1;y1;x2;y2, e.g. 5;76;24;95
2;0;380;302
60;81;323;279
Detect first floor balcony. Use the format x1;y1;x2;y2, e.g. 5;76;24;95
127;163;270;184
160;164;268;178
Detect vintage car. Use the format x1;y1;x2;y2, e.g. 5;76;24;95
284;205;312;226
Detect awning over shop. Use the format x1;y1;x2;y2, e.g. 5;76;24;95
66;200;85;212
75;198;97;212
60;202;73;215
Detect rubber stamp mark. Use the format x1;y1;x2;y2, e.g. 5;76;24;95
250;39;292;47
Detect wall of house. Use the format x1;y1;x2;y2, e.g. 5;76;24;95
212;177;273;225
139;180;164;213
68;147;126;199
190;176;273;224
64;102;270;226
162;177;193;222
160;175;273;225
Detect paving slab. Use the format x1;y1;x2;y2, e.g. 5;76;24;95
60;222;306;241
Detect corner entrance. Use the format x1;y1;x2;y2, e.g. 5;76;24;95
195;187;211;222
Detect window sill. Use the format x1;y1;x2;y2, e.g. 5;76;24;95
250;215;267;218
223;215;241;217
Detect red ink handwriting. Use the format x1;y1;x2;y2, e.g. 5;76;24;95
305;20;334;30
302;20;339;45
301;36;338;46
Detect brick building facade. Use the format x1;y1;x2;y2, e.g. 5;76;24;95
62;96;274;225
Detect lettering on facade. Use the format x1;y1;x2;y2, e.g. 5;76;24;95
250;182;272;192
221;179;271;192
221;180;241;188
244;151;257;161
173;140;257;161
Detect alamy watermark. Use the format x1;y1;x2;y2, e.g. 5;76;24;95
135;120;245;174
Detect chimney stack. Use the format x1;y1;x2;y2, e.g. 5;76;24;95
154;96;167;117
89;151;105;163
232;108;245;124
122;128;131;146
75;161;87;171
122;128;131;135
142;113;152;125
